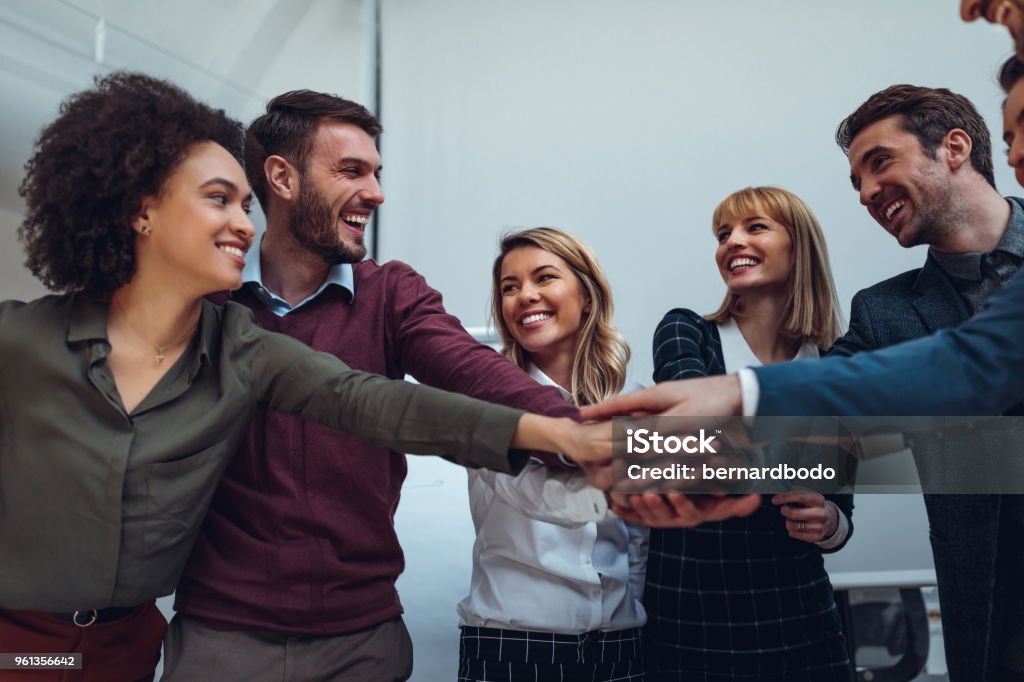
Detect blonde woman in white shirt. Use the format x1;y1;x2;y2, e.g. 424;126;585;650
457;227;647;682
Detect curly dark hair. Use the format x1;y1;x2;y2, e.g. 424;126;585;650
835;84;996;189
18;71;245;296
245;90;381;207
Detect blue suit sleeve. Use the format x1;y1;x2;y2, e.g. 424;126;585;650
754;268;1024;416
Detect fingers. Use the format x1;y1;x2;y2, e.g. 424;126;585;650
775;496;835;542
606;493;701;527
607;492;632;509
608;493;760;527
580;381;708;420
783;518;828;542
775;501;828;524
580;390;668;421
608;503;645;524
580;378;739;420
771;491;825;508
689;493;761;522
630;494;691;526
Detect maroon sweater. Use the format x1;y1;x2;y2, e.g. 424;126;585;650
174;260;577;634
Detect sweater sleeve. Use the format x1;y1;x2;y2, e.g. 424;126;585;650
384;261;579;420
235;303;529;474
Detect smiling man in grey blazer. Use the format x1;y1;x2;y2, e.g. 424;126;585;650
825;84;1024;682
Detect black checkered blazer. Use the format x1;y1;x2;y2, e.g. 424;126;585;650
645;308;854;682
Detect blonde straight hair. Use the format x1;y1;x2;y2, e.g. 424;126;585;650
490;227;630;407
707;187;845;349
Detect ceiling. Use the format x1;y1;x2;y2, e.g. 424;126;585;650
0;0;371;212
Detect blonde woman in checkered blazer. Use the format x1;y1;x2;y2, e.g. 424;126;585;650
645;187;854;681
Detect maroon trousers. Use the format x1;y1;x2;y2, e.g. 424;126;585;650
0;603;166;682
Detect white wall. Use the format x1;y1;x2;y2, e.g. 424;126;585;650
378;0;1015;384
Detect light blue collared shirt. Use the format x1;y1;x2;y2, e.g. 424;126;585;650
240;238;356;316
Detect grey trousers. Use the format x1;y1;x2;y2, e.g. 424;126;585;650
160;613;413;682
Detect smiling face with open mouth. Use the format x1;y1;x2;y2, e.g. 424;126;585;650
288;121;384;264
499;245;588;363
138;141;255;297
848;116;957;249
714;211;794;296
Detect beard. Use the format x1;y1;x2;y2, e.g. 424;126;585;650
896;168;960;249
287;180;367;264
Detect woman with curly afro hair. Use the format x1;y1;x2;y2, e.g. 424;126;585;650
0;72;612;681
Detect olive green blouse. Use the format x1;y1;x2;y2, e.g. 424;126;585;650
0;293;525;610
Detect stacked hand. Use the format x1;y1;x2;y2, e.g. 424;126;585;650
579;374;743;419
558;419;614;490
607;491;762;528
772;491;838;542
558;374;759;527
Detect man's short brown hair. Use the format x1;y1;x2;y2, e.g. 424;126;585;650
836;84;995;188
245;90;382;207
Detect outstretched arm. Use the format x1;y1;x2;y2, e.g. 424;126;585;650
757;269;1024;416
511;414;612;488
237;302;611;482
580;373;742;420
584;269;1024;420
755;271;1023;416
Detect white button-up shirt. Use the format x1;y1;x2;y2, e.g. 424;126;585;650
457;365;648;634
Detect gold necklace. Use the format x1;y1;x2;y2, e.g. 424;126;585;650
113;296;199;365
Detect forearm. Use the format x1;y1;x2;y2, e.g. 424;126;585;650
511;414;612;488
262;348;527;473
392;264;579;420
397;309;579;469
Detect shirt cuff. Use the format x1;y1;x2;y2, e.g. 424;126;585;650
737;368;761;418
816;502;850;550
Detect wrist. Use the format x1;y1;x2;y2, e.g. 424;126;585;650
513;414;578;457
552;417;580;461
822;502;839;538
